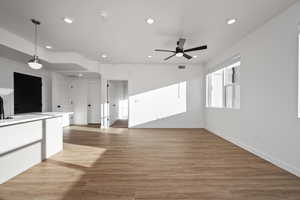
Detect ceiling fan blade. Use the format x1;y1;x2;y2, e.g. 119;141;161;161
184;45;207;52
178;38;186;49
183;53;192;60
164;54;176;61
155;49;175;53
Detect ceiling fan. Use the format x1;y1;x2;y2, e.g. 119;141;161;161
155;38;207;61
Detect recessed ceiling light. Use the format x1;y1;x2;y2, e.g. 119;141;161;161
100;11;108;19
146;18;154;24
193;55;197;58
101;54;107;58
148;55;152;58
227;18;236;25
45;45;52;49
78;73;83;77
63;17;73;24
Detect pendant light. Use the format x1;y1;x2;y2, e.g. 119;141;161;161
28;19;42;69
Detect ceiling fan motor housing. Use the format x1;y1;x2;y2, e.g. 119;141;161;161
31;19;41;25
176;47;184;53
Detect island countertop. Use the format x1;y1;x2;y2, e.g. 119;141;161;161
0;114;54;127
0;112;67;184
36;112;74;117
0;112;73;127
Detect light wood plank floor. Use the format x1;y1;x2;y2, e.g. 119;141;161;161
0;127;300;200
111;120;129;128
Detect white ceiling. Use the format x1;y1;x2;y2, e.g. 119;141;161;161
60;71;101;79
0;0;297;64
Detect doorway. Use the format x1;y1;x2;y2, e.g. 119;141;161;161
107;80;129;128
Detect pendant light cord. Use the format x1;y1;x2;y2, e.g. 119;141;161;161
31;19;41;56
34;22;37;56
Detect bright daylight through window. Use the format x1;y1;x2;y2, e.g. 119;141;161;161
206;59;240;109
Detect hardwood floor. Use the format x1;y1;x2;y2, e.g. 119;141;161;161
111;120;129;128
0;126;300;200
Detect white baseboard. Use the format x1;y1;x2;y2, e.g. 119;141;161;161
205;128;300;178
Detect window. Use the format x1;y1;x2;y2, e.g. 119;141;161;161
224;62;240;109
206;69;224;108
206;60;241;109
118;99;128;119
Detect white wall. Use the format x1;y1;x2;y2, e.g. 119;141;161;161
53;76;88;125
100;64;204;128
51;73;73;112
205;2;300;177
52;73;101;125
0;56;52;116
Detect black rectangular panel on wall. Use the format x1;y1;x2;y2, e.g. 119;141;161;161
14;72;42;114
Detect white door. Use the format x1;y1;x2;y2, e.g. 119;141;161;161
87;81;101;124
70;79;88;125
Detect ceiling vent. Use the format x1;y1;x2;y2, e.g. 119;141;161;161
178;65;186;69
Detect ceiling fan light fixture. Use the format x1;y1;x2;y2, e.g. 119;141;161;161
63;17;73;24
176;52;184;57
146;18;154;24
227;18;237;25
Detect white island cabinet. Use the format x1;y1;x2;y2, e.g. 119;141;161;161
0;113;66;184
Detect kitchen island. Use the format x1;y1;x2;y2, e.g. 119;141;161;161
0;112;71;184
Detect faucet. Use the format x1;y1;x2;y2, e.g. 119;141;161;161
0;96;4;120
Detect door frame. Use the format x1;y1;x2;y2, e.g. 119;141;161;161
106;79;129;128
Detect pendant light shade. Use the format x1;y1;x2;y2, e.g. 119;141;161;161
28;19;42;70
28;55;42;69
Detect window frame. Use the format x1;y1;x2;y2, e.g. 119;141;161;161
206;59;241;109
298;33;300;118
